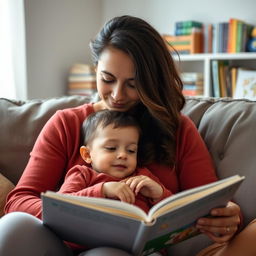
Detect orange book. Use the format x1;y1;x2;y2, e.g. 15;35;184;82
227;19;234;53
228;18;244;53
163;32;203;54
208;24;213;53
69;81;96;89
218;62;227;97
230;67;238;96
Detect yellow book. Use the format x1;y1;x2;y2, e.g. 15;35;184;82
229;18;244;53
230;67;238;96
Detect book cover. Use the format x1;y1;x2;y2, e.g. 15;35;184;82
208;24;213;53
163;33;203;54
42;175;244;256
211;60;220;97
218;61;230;97
230;67;238;96
234;69;256;99
175;21;203;36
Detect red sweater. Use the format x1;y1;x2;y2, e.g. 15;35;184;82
58;165;172;213
5;103;217;218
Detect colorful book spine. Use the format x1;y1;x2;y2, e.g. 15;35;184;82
181;72;204;96
211;60;220;97
175;21;203;35
68;63;97;96
227;18;248;53
163;32;203;54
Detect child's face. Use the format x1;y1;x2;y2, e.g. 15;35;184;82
87;124;139;179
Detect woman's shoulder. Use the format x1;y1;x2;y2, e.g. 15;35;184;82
54;103;95;123
58;102;94;116
40;103;95;135
177;114;203;146
179;114;197;131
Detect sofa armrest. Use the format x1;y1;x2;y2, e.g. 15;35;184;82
0;173;14;217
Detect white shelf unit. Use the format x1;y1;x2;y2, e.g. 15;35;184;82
174;53;256;97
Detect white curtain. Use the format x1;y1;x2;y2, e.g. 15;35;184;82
0;0;27;100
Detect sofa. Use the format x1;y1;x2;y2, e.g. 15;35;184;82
0;95;256;255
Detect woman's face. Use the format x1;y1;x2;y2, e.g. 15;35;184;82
96;47;140;112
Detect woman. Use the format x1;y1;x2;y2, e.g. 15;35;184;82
1;15;255;256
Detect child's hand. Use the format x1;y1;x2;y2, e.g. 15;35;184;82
103;182;135;204
123;175;163;201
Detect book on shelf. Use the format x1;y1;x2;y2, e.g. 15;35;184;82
218;61;232;97
227;18;253;53
211;60;221;97
206;24;213;53
42;175;244;256
181;72;204;96
217;22;229;53
211;60;235;97
163;32;203;54
68;63;96;96
230;67;238;95
175;20;203;36
69;81;97;90
234;68;256;99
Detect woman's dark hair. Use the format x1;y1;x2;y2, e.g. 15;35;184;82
90;15;185;167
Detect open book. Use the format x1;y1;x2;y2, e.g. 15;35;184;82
42;175;244;255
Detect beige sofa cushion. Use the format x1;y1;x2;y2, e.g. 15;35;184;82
183;97;256;225
0;173;14;217
0;96;91;185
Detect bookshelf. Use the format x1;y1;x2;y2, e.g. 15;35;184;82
174;53;256;97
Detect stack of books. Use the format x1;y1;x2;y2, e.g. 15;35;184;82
181;72;204;96
68;64;97;97
175;21;203;36
163;20;204;54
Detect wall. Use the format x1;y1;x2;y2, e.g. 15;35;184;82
102;0;256;34
24;0;256;99
24;0;102;99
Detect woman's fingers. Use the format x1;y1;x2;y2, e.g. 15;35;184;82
196;201;241;243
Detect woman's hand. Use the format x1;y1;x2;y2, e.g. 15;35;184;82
196;201;241;243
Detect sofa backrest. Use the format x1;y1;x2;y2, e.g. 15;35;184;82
0;96;91;185
182;97;256;226
1;96;255;226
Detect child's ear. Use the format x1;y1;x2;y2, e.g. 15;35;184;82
80;146;92;164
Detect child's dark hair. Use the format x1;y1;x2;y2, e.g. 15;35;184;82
82;109;141;143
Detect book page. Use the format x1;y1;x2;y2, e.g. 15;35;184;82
147;175;244;221
43;191;148;221
234;68;256;99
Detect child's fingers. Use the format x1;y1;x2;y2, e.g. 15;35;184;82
118;185;135;204
124;176;147;193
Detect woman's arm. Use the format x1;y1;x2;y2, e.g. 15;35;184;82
176;115;218;189
177;115;241;242
5;105;92;218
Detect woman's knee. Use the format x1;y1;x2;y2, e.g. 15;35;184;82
0;212;72;256
78;247;132;256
